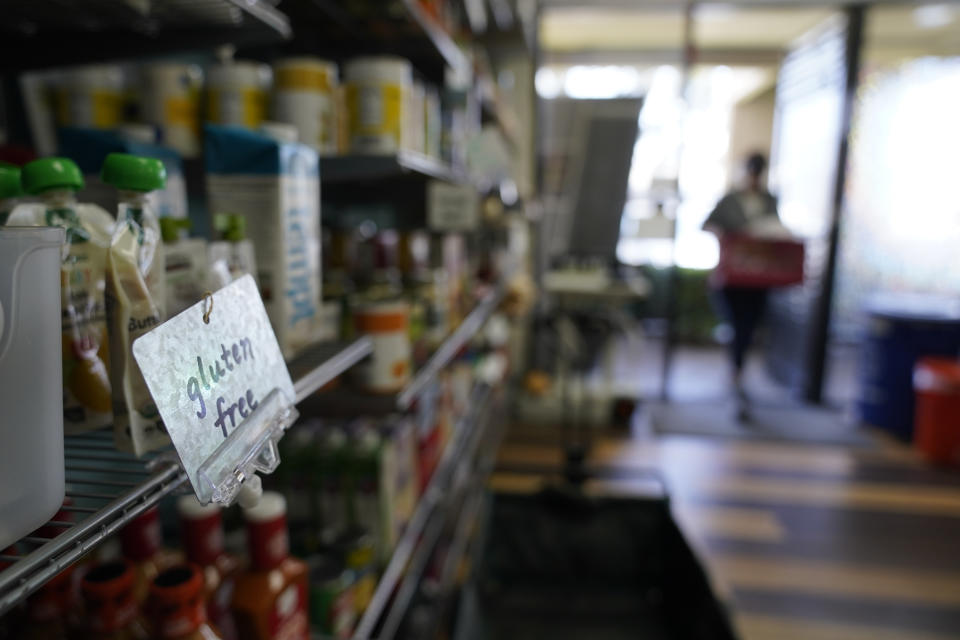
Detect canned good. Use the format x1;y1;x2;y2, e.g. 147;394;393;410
140;64;203;157
308;555;356;639
206;61;271;129
272;57;339;154
336;529;377;616
352;301;412;393
344;57;413;154
54;65;124;129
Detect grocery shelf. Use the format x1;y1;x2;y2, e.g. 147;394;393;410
320;151;464;185
400;0;470;77
0;337;371;615
0;0;291;71
355;382;500;639
299;275;511;418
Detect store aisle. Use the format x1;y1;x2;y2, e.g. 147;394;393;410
493;427;960;640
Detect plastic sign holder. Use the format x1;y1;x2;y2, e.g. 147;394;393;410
133;275;297;508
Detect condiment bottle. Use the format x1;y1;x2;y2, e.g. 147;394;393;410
177;497;239;640
231;492;309;640
25;502;78;640
120;507;180;604
145;564;222;640
79;560;147;640
0;163;24;224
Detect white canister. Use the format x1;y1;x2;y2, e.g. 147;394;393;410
272;57;339;154
353;301;412;393
141;64;203;157
425;86;442;159
405;79;426;154
344;57;413;154
54;65;125;129
0;227;65;549
206;61;272;129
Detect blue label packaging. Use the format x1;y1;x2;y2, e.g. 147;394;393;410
204;125;321;357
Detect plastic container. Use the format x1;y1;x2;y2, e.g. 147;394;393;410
914;357;960;466
0;226;66;550
858;293;960;440
272;57;339;154
141;63;203;157
352;301;412;393
145;565;223;640
206;61;271;129
344;57;413;154
54;65;125;129
712;233;805;288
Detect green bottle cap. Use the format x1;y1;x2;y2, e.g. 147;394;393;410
0;164;23;199
159;217;192;243
100;153;166;192
21;157;84;194
214;213;246;242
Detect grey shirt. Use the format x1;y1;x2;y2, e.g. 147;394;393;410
704;190;779;233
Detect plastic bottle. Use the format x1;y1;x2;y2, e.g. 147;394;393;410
120;507;181;605
232;492;309;640
100;153;168;456
177;497;239;640
160;217;209;317
145;564;222;640
8;157;115;435
207;213;258;290
0;163;24;224
78;560;147;640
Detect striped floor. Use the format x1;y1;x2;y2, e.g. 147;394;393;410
493;427;960;639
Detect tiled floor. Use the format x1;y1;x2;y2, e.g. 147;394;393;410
493;427;960;639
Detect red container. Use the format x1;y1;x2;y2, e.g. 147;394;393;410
914;357;960;466
713;234;804;288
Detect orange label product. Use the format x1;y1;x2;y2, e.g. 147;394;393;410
232;493;309;640
145;565;222;640
79;561;148;640
352;301;411;393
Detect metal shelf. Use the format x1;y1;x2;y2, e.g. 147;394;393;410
0;337;371;616
354;382;499;639
299;275;511;419
0;0;291;71
320;151;464;185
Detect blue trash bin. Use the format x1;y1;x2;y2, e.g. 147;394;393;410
858;294;960;440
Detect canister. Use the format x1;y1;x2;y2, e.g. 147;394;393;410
141;63;203;157
344;57;413;154
206;61;271;129
54;65;125;129
272;57;339;154
352;301;412;393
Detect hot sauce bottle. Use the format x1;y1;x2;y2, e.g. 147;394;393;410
231;492;309;640
25;502;77;640
120;507;181;604
177;497;240;640
145;564;222;640
78;561;147;640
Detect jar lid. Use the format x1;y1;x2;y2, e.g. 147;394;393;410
21;157;83;194
100;153;166;192
0;164;23;199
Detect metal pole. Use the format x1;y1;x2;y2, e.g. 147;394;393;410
804;5;865;403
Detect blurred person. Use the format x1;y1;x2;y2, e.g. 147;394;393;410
703;152;782;421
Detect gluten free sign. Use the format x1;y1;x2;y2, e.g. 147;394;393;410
133;275;294;494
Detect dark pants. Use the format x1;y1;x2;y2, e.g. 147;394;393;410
715;287;768;372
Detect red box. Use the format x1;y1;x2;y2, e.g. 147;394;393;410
713;234;805;288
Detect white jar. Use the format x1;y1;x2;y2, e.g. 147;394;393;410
344;57;413;154
206;61;272;129
352;301;412;393
141;64;203;157
405;79;426;154
54;65;125;129
272;57;339;154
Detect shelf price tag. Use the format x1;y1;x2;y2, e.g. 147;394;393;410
427;180;479;231
133;275;297;507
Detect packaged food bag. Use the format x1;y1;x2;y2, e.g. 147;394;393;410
7;157;115;433
204;124;321;357
101;153;169;455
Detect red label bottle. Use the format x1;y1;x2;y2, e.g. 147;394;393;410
79;560;147;640
231;492;309;640
145;564;222;640
177;497;240;640
120;507;181;604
